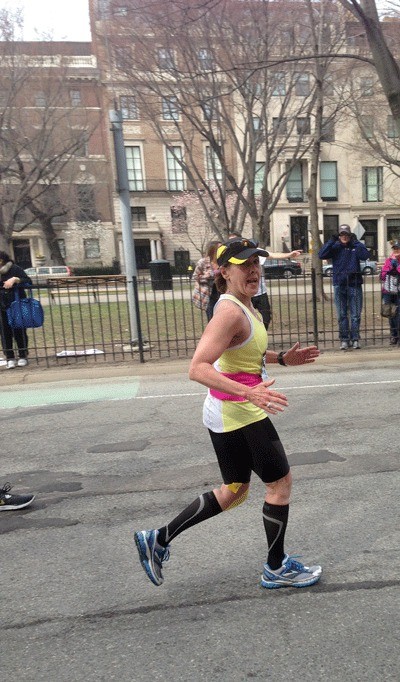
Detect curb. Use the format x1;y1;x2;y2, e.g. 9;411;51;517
1;346;398;386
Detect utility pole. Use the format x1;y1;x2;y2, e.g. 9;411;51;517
109;108;140;347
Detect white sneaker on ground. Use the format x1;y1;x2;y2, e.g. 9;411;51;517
17;358;28;367
340;341;349;351
6;359;16;369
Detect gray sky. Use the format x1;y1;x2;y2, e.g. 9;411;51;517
0;1;395;42
0;0;91;41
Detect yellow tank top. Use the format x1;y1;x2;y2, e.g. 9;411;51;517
203;294;268;433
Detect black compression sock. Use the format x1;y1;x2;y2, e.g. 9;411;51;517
263;502;289;570
157;491;222;546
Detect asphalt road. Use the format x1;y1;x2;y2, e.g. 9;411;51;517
1;355;399;681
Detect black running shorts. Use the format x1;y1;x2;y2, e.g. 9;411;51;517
208;417;290;484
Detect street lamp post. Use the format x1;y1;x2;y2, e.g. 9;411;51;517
109;109;143;356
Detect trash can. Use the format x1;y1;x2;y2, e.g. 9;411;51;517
149;259;173;290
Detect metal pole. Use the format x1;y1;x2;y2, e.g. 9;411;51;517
109;108;139;345
311;267;319;347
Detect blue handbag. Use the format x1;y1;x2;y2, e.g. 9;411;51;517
6;288;44;329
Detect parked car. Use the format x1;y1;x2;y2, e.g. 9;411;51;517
24;265;72;283
263;258;303;279
322;260;378;277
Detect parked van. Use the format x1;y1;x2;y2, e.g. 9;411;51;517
24;265;71;283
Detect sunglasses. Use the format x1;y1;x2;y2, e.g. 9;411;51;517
227;237;259;248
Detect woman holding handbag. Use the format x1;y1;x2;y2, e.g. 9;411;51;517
380;241;400;345
0;250;32;369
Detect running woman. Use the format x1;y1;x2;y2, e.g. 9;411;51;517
134;237;322;589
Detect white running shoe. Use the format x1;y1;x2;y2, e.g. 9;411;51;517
17;358;28;367
6;359;16;369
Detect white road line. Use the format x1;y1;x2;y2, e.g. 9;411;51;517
134;378;400;400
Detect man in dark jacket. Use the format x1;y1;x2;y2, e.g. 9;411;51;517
0;250;32;368
318;225;370;350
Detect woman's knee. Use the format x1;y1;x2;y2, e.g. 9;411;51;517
214;482;250;511
265;471;292;504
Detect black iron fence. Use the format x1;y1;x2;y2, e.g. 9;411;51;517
1;272;396;369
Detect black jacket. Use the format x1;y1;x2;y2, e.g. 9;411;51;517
0;263;32;311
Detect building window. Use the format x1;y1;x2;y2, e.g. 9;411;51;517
387;218;400;243
158;48;175;70
114;46;130;69
360;115;374;139
57;239;66;259
324;76;334;96
198;48;213;70
206;146;223;182
362;167;383;202
387;115;398;138
35;91;46;107
201;99;217;121
320;161;338;201
131;206;147;223
166;147;185;191
286;163;304;202
296;117;310;135
360;77;374;97
252;116;262;132
323;215;339;240
321;117;335;142
70;89;81;106
77;185;97;221
84;238;100;259
254;161;265;195
271;72;286;96
75;132;89;157
98;0;109;13
295;73;310;97
297;24;311;45
273;117;287;135
125;146;144;191
174;249;190;272
162;96;179;121
120;95;139;120
115;5;128;16
171;206;187;233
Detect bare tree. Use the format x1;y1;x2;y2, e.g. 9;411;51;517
338;0;400;132
98;0;324;247
0;13;103;262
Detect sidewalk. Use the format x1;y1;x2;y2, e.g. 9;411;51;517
1;346;398;386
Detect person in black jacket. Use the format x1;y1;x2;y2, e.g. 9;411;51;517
318;225;370;350
0;250;32;369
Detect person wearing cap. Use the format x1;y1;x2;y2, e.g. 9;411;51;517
206;232;302;330
318;225;370;350
380;240;400;345
134;237;322;590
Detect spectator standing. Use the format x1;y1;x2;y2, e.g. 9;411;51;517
380;240;400;345
192;241;220;321
0;250;32;369
318;225;370;350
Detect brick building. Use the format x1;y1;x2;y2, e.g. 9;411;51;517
88;0;400;268
0;40;115;269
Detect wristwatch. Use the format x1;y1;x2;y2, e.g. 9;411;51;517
277;351;286;366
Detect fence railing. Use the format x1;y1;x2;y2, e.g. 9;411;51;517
1;272;395;368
